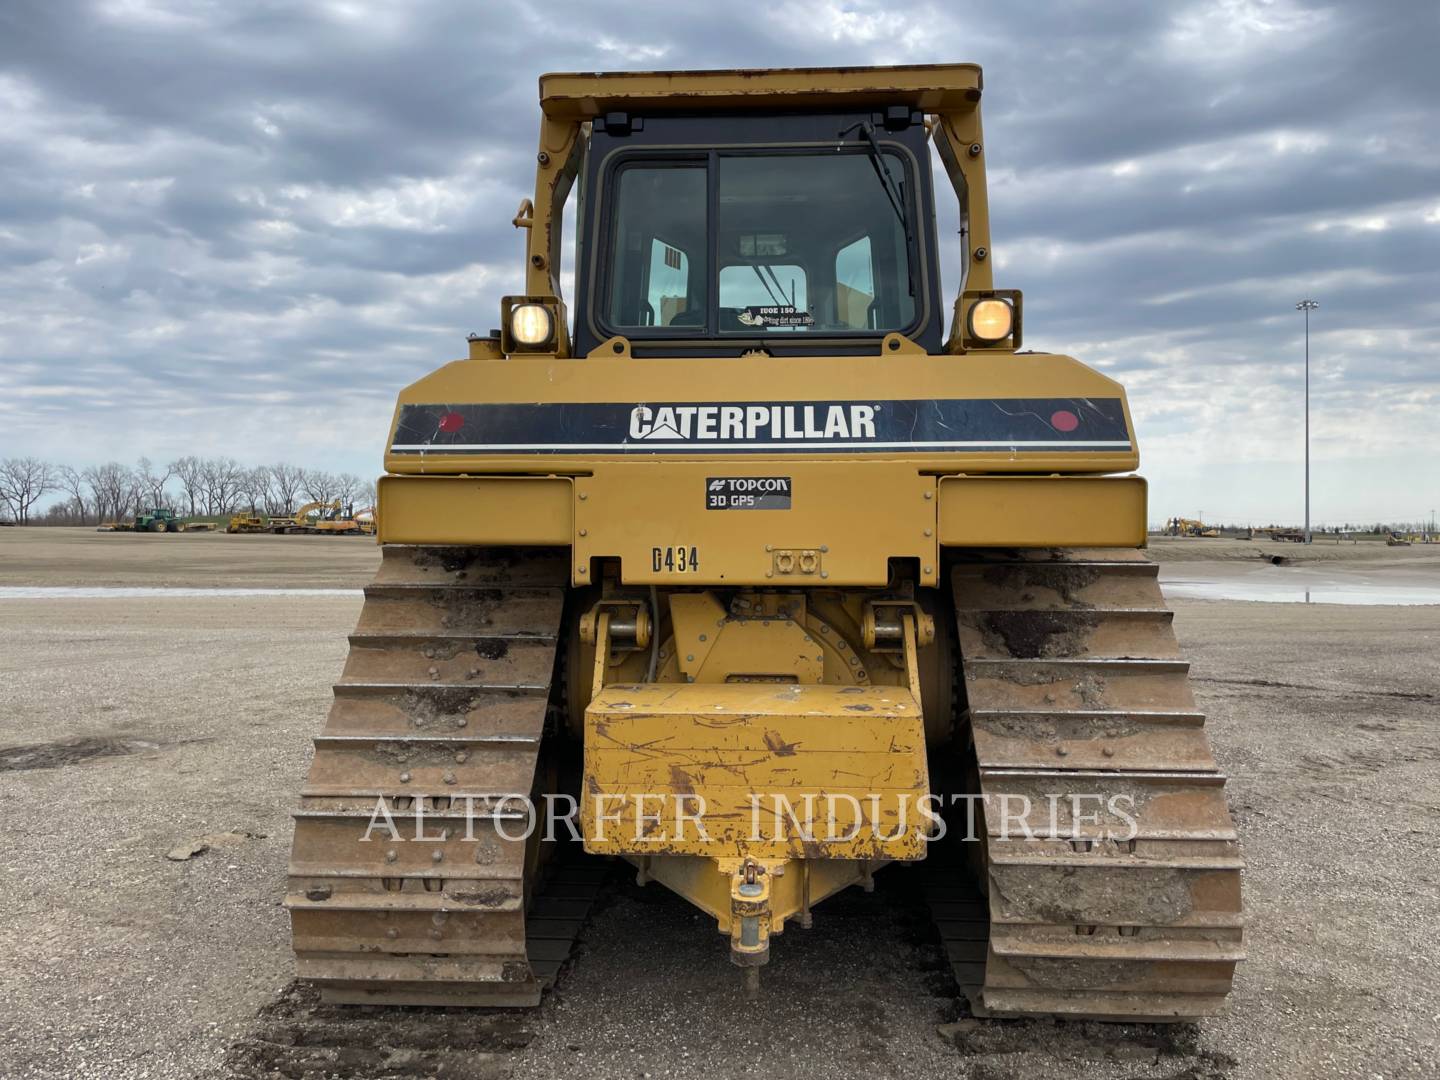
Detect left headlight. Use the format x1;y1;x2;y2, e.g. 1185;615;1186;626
968;297;1013;343
509;303;553;347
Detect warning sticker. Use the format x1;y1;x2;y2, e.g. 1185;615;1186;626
737;305;815;329
705;476;792;510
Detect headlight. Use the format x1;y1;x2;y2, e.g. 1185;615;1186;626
509;303;553;347
968;298;1013;343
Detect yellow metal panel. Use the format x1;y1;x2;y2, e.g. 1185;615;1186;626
668;592;825;681
572;460;937;587
384;351;1140;479
376;475;572;546
937;475;1148;548
589;709;923;753
582;682;930;861
539;64;983;119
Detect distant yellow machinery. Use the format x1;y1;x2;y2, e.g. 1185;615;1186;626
308;502;367;535
1166;517;1220;538
227;511;269;534
267;499;331;534
285;64;1242;1023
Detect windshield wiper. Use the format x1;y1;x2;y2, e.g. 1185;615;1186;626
837;119;912;244
752;264;784;307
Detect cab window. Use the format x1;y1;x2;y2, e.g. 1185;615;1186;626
606;164;706;328
835;236;876;329
602;151;913;337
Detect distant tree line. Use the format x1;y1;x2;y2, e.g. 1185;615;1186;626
0;456;376;526
1152;519;1438;537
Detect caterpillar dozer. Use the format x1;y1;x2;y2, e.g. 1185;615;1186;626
286;63;1243;1022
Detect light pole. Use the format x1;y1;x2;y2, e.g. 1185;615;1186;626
1297;300;1319;543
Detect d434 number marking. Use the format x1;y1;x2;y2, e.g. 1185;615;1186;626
652;546;700;574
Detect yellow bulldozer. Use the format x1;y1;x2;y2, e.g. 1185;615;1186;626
286;64;1242;1023
227;510;269;534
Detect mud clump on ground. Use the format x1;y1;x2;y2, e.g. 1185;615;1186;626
0;734;164;771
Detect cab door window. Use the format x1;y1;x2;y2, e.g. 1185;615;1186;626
606;164;706;328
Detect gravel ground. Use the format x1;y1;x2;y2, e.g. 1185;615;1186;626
0;527;1437;1079
0;526;379;588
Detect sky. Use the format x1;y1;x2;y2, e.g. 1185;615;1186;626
1;0;1436;527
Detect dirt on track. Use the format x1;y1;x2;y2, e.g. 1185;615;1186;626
1;527;1437;1079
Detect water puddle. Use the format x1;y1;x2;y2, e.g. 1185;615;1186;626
0;586;359;599
1161;575;1440;606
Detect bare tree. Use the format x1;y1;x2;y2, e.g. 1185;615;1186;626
81;465;106;523
240;466;271;513
56;466;91;524
334;472;363;508
135;457;175;509
267;463;305;515
0;458;57;524
83;462;135;524
198;457;245;514
358;477;378;509
301;469;339;505
170;455;204;517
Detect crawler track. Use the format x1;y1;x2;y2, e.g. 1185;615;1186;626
944;549;1244;1021
287;545;599;1007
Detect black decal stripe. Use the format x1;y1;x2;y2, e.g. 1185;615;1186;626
390;444;1130;455
390;399;1132;454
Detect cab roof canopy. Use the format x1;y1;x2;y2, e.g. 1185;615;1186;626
538;63;982;119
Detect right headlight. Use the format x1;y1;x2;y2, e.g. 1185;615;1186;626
509;303;554;347
968;298;1014;343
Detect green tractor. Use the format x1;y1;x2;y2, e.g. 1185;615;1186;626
135;507;181;533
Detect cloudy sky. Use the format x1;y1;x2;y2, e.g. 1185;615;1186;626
2;0;1436;526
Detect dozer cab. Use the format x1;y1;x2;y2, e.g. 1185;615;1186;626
286;64;1242;1022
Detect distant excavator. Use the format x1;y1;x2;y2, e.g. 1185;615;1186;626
268;499;369;535
1166;517;1220;538
225;500;373;535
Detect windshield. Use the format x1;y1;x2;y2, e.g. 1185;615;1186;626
603;149;917;337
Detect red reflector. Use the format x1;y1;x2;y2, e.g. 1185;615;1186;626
438;411;465;433
1050;409;1079;433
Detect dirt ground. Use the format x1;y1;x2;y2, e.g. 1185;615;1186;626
0;526;380;588
1;528;1437;1079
